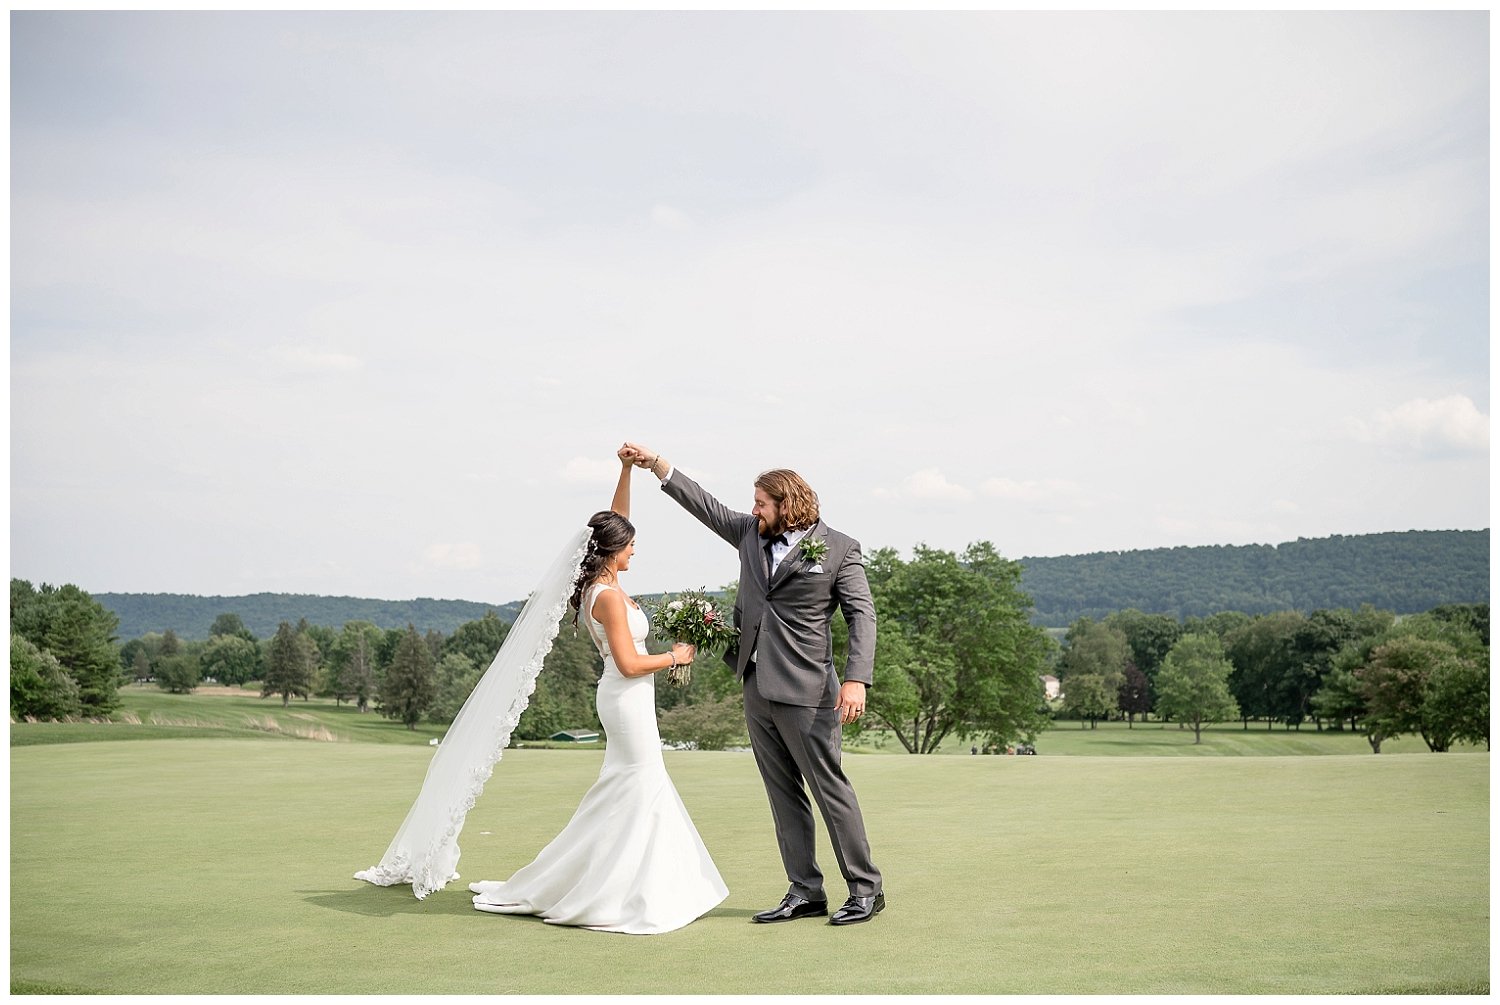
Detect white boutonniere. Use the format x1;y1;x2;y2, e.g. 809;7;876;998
799;537;829;564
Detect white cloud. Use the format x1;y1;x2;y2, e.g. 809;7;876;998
1347;395;1489;455
421;542;483;571
875;468;974;503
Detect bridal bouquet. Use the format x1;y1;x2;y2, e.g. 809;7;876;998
649;589;738;687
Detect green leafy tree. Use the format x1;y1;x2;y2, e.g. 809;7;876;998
12;582;123;714
1275;609;1383;728
1117;662;1151;727
859;542;1052;754
155;652;201;694
1324;607;1487;752
1225;611;1304;729
1156;633;1240;744
328;621;384;711
208;612;257;642
1358;637;1480;753
200;634;260;687
1422;654;1488;750
1103;609;1183;713
444;611;511;669
262;622;316;707
129;647;152;683
10;634;83;720
380;625;437;730
423;628;445;666
1310;664;1367;734
516;628;602;740
376;627;406;683
301;621;336;664
428;653;482;724
658;695;747;751
1427;602;1489;647
1057;618;1130;728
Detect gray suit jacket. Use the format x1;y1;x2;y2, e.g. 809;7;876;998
663;470;877;708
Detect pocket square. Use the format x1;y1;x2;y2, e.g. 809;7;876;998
808;564;825;574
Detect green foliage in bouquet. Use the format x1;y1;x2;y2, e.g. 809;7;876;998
648;589;739;687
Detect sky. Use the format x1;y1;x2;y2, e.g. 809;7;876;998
10;10;1491;607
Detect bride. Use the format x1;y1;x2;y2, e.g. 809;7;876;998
469;449;728;932
356;447;727;935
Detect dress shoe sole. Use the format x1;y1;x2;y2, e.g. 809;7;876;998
751;906;828;924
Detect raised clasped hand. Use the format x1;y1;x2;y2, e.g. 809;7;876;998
671;642;696;665
623;442;655;468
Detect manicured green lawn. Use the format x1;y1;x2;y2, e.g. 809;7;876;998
898;718;1486;757
20;686;1477;758
10;737;1487;994
11;684;450;747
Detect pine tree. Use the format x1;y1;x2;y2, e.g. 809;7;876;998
380;625;436;730
427;653;481;724
33;584;122;714
347;633;376;714
262;622;314;707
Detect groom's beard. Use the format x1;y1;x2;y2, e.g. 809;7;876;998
757;515;785;538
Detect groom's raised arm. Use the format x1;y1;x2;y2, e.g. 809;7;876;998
661;469;753;549
624;443;751;548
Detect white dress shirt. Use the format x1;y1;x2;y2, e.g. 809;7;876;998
659;464;812;665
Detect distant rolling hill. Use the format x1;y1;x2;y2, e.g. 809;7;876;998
90;529;1487;639
1017;528;1488;626
90;592;528;642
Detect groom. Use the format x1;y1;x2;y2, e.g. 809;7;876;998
624;443;884;926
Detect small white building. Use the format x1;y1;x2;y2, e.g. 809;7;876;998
1041;675;1061;701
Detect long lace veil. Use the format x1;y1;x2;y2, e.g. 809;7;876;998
354;525;591;899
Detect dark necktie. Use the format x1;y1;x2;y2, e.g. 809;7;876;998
764;533;787;578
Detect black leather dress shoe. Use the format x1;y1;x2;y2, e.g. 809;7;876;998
751;893;829;924
828;893;885;926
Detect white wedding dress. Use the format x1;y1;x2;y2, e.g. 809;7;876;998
468;582;728;934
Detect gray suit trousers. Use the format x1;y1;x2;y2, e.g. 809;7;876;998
743;665;882;900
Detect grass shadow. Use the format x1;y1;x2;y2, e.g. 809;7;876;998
300;886;478;918
707;906;757;920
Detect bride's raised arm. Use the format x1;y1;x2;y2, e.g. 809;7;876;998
611;445;634;517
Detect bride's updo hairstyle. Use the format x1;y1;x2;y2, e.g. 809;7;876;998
571;510;636;624
754;469;820;532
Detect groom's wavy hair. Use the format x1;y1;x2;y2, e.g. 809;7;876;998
571;510;636;625
755;469;820;532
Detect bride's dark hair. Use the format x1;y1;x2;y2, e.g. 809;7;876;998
571;510;636;625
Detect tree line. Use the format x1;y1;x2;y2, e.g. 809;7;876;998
1051;603;1489;750
10;578;602;739
12;568;1489;756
